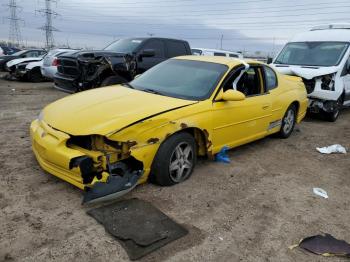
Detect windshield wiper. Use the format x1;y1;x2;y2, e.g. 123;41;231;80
142;88;163;95
121;82;134;89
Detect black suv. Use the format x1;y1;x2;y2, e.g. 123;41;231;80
54;37;192;93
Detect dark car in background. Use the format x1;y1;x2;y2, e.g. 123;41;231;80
0;46;21;56
54;37;192;93
0;49;47;71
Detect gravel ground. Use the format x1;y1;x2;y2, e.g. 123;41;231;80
0;74;349;262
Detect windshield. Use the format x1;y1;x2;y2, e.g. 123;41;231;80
11;50;27;56
130;59;228;100
104;38;144;53
275;42;349;66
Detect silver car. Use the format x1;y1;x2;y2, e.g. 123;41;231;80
41;49;79;79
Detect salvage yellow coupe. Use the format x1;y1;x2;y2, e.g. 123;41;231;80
30;56;307;203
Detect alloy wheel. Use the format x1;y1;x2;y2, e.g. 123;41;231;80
283;108;295;134
169;142;194;183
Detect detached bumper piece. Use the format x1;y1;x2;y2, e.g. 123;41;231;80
82;170;142;204
87;199;188;260
291;233;350;257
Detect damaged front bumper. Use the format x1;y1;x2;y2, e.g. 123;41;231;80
30;119;145;202
308;98;340;113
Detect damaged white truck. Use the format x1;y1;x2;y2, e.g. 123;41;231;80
272;24;350;121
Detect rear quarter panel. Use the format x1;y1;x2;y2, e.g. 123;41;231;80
276;73;308;124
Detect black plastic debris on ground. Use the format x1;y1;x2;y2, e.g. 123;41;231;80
296;233;350;257
87;198;188;260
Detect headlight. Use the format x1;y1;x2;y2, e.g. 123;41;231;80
321;74;335;91
38;111;44;121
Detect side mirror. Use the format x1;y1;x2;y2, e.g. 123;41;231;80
222;90;246;101
140;49;155;57
267;57;273;64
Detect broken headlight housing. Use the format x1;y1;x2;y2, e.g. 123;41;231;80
321;74;335;91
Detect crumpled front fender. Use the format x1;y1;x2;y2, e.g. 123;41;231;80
107;104;214;182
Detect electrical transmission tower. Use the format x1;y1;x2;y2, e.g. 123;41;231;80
5;0;23;47
37;0;59;49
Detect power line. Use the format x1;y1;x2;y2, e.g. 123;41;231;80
62;0;348;10
59;10;350;22
59;4;350;18
59;16;350;27
64;0;284;8
36;0;59;49
4;0;23;46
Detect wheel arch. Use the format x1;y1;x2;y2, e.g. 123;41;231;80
163;127;210;158
290;100;300;115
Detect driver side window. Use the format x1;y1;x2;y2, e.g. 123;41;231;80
342;56;350;76
24;51;38;57
223;66;265;97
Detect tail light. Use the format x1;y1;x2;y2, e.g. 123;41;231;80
52;58;59;66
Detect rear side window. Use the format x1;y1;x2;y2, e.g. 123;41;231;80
25;51;39;57
229;54;239;58
142;40;165;57
192;49;202;55
167;41;188;57
214;52;226;57
264;66;278;90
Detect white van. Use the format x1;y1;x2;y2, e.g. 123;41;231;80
192;48;243;59
272;24;350;121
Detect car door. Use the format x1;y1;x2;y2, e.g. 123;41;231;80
341;55;350;104
211;65;272;151
137;39;166;73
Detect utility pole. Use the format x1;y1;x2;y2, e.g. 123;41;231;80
5;0;23;47
220;34;223;50
37;0;59;50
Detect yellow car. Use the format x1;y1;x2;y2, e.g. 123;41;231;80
30;56;307;203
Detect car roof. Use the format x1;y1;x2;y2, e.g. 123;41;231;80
23;49;46;52
291;27;350;42
192;48;240;54
174;55;263;67
117;37;187;42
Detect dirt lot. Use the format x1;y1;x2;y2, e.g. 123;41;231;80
0;74;349;262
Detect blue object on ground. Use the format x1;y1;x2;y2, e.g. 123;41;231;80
215;146;230;163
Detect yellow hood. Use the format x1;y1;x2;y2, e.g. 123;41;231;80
42;85;196;136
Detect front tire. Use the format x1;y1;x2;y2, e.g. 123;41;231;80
27;68;43;82
279;104;296;138
150;132;197;186
322;97;342;122
323;109;340;122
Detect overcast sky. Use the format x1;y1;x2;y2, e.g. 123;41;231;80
0;0;349;55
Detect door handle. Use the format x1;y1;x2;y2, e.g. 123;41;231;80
262;104;270;110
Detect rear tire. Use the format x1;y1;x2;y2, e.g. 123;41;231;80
150;132;197;186
279;104;296;138
100;75;127;87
